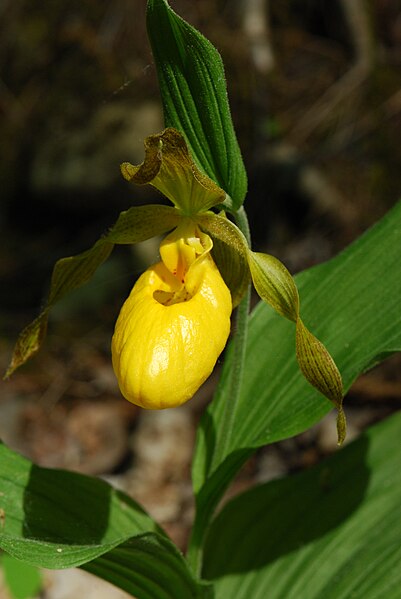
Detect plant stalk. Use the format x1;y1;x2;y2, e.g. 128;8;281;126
212;206;251;466
187;207;251;576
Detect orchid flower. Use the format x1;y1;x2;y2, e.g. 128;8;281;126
5;128;345;441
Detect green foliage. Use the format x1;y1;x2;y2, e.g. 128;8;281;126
146;0;247;209
0;441;159;568
203;410;401;599
189;199;401;567
0;443;211;598
1;201;400;597
193;200;401;483
1;554;42;599
84;538;213;599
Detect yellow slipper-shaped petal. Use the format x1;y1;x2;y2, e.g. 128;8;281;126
112;224;232;409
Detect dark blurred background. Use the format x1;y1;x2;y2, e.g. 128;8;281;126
1;0;401;332
0;2;401;585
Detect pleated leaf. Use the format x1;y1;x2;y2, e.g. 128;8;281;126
189;200;401;563
203;410;401;599
146;0;247;208
5;205;181;377
84;537;213;599
0;443;212;599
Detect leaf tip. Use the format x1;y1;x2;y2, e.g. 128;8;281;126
4;363;15;380
3;314;49;381
336;406;347;446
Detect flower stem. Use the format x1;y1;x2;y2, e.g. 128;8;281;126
211;205;251;467
187;207;251;576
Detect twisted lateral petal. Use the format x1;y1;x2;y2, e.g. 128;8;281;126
111;233;231;409
197;212;250;307
5;205;181;378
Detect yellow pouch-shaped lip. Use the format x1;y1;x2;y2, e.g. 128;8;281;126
111;250;232;409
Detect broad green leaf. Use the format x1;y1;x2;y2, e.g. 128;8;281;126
5;205;181;377
1;554;42;599
146;0;247;208
0;441;159;568
203;410;401;599
189;200;401;564
84;536;213;599
0;443;212;599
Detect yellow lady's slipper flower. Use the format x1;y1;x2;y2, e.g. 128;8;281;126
111;221;231;409
6;127;344;439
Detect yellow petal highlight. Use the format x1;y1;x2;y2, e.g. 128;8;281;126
111;224;232;409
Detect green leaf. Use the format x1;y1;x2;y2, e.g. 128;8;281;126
0;441;159;568
84;537;214;599
0;443;212;599
189;200;401;565
203;410;401;599
146;0;247;208
1;554;42;599
5;205;181;377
